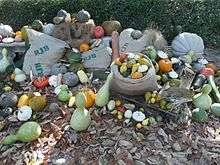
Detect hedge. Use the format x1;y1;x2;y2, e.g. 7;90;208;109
0;0;219;47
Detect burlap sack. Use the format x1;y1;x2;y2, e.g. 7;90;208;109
81;42;112;70
111;56;159;95
119;28;148;53
52;22;71;41
23;29;68;75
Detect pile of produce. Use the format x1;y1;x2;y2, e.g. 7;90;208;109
108;99;161;129
0;8;219;157
114;53;151;79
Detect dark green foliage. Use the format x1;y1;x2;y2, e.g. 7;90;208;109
0;0;219;47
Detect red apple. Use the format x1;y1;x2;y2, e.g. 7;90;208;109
93;26;104;39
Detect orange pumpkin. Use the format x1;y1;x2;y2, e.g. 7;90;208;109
131;72;143;79
15;31;22;36
79;43;90;52
206;63;218;73
158;59;172;73
83;88;96;108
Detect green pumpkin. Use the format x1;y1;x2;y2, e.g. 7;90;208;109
5;65;15;74
31;20;43;32
121;69;131;77
67;52;82;64
58;85;71;102
192;108;208;123
76;9;91;23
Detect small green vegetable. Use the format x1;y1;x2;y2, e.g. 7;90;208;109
193;84;212;110
2;121;41;145
192;108;208;123
208;75;220;103
95;72;113;107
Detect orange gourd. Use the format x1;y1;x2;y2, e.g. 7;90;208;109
158;59;172;73
131;72;143;79
83;88;96;108
79;43;90;52
15;31;22;36
206;63;218;73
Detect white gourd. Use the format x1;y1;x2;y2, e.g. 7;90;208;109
0;48;10;72
14;68;26;82
0;24;14;37
171;32;204;57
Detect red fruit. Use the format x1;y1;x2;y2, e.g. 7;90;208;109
119;53;128;62
117;106;126;113
200;67;215;77
93;26;104;39
33;76;49;89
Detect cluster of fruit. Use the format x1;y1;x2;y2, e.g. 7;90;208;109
107;99;162;129
114;53;151;79
144;91;173;111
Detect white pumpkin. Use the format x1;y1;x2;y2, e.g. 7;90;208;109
17;106;32;121
0;24;14;37
171;32;204;57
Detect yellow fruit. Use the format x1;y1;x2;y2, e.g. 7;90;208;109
3;85;12;92
29;96;47;112
131;63;140;74
155;94;162;102
11;73;16;80
151;93;157;98
142;119;149;126
118;114;123;120
68;96;76;107
115;58;122;66
150;98;156;104
136;123;142;129
120;63;127;73
111;110;118;115
17;94;29;108
115;100;122;107
145;92;152;102
131;72;143;79
117;111;123;116
138;58;150;66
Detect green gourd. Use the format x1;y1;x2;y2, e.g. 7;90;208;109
193;84;212;110
70;92;91;131
58;85;71;102
192;108;208;123
0;48;10;73
31;20;43;32
2;121;42;145
144;46;157;61
95;72;113;107
75;92;86;110
208;75;220;103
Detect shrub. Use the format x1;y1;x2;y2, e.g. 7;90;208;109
0;0;219;47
